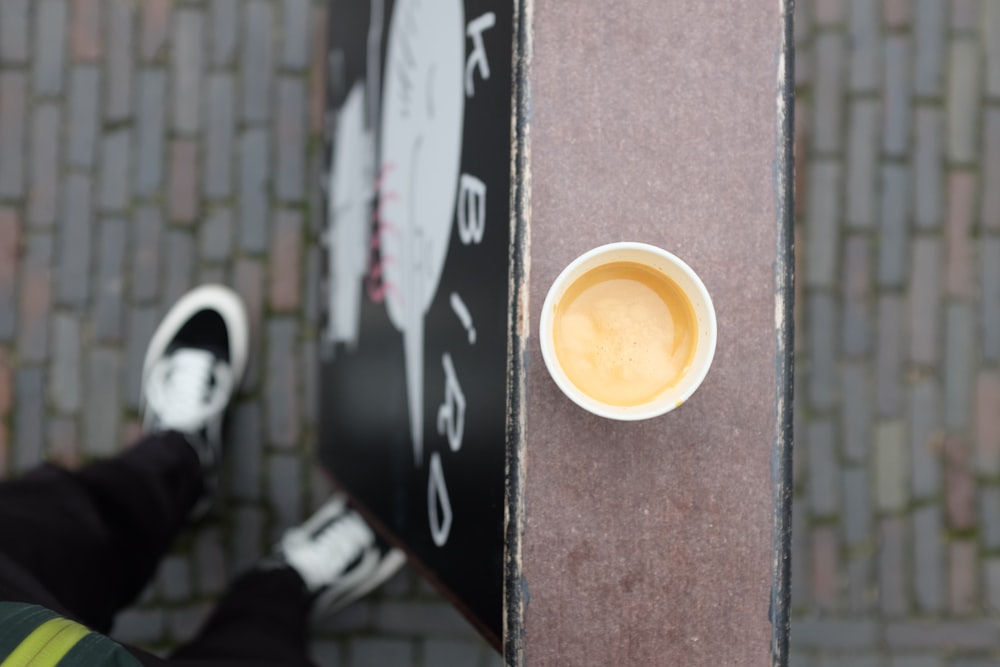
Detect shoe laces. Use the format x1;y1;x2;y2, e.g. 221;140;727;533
145;348;233;433
284;513;374;591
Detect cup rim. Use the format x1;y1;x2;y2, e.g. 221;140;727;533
539;242;718;420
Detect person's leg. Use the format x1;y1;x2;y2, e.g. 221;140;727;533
171;495;405;666
0;431;202;633
170;568;314;666
0;284;249;634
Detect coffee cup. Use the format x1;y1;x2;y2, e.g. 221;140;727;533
539;242;717;420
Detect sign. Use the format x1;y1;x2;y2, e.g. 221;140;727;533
317;0;514;645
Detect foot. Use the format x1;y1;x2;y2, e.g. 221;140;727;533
275;494;406;618
140;285;249;514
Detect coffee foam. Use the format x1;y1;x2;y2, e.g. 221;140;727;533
553;262;697;407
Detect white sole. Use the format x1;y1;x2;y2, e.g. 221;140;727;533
314;549;408;620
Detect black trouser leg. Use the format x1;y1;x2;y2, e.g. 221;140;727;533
0;431;202;634
169;567;315;667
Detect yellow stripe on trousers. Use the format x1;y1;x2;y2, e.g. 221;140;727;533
0;617;90;667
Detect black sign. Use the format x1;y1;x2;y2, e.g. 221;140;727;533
317;0;513;645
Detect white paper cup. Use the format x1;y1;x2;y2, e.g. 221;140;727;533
539;242;717;420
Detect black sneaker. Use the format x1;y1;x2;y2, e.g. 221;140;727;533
275;494;406;618
140;285;249;517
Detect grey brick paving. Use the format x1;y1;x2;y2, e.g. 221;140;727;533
349;639;412;666
99;129;131;213
56;173;94;306
794;4;1000;662
200;207;233;262
0;208;18;341
886;620;1000;651
276;77;307;202
882;35;911;157
878;164;908;287
989;2;1000;97
268;453;303;536
808;418;839;517
194;527;227;597
913;505;945;613
46;415;80;469
112;608;166;645
168;139;199;224
28;103;61;228
167;603;211;644
842;466;869;547
94;218;127;341
944;302;976;430
847;0;879;92
374;601;482;638
950;539;978;613
976;370;1000;475
33;0;67;97
50;314;82;413
131;207;163;303
979;487;1000;549
226;398;265;495
875;420;907;511
914;0;948;97
845;556;872;613
0;0;29;63
13;368;45;473
209;0;239;67
910;237;942;365
269;210;303;309
792;619;879;651
16;234;53;363
947;38;980;164
875;295;904;416
846;100;877;229
983;109;1000;229
951;0;981;32
266;318;301;448
808;291;838;409
233;257;263;390
310;642;343;667
172;8;203;135
914;106;944;229
910;378;943;499
159;555;193;602
238;129;270;253
231;506;264;574
946;171;975;298
986;558;1000;612
282;0;311;70
104;0;133;121
140;0;171;62
0;71;26;198
83;348;121;456
67;66;100;168
123;305;157;411
805;160;840;285
812;33;846;154
242;1;274;122
163;229;195;307
840;362;870;462
205;74;235;199
134;69;167;197
878;517;908;616
983;237;1000;361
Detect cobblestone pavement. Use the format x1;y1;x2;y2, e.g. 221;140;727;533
0;0;499;664
793;0;1000;664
